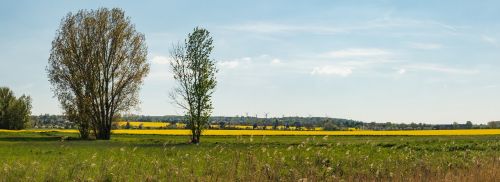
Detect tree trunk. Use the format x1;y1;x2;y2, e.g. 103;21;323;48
190;118;201;144
191;128;199;144
96;130;111;140
190;121;197;143
191;128;195;143
196;130;201;144
77;117;90;139
96;123;111;140
78;125;90;139
78;129;89;139
191;135;198;143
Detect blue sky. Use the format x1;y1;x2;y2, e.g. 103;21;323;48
1;0;500;124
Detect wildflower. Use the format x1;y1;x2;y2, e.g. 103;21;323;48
3;164;9;172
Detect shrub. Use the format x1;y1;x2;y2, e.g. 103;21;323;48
323;121;340;131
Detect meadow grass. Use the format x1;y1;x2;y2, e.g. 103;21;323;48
0;131;498;181
2;129;500;136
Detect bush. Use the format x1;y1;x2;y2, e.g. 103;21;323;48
323;121;340;131
124;122;131;129
0;87;32;129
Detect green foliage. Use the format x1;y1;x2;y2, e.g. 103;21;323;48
323;120;340;131
47;8;149;140
170;27;217;143
487;121;500;129
0;87;32;129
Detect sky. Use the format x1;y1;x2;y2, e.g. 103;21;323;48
1;0;500;124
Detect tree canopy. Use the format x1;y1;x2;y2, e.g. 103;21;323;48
0;87;32;130
47;8;149;139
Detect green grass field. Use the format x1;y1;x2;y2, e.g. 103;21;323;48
0;131;499;181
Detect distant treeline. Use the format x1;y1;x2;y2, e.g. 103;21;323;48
31;114;500;130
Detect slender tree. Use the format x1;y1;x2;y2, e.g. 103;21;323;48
170;27;217;144
47;8;149;140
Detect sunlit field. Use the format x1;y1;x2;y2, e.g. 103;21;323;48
114;121;325;130
115;121;170;128
0;131;498;181
3;1;500;182
2;129;500;136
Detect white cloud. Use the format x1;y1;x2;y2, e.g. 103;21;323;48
146;55;173;81
322;48;392;59
339;59;395;67
398;68;406;74
311;66;352;77
224;18;459;36
406;64;478;74
151;56;171;65
218;57;253;69
306;49;398;77
218;60;240;69
481;35;497;46
146;71;173;81
409;43;443;50
270;58;282;65
219;55;286;70
240;57;252;62
225;22;344;34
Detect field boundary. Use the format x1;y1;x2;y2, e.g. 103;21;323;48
1;129;500;136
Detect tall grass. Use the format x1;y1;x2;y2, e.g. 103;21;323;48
0;133;498;181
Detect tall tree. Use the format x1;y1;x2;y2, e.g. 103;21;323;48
170;27;217;144
47;8;149;140
0;87;32;130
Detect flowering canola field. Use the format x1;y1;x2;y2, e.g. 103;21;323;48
114;121;324;130
115;121;169;128
1;129;499;136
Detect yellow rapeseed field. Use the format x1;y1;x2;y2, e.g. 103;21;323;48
115;121;326;130
115;121;169;128
1;129;500;136
228;125;324;130
115;121;188;128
